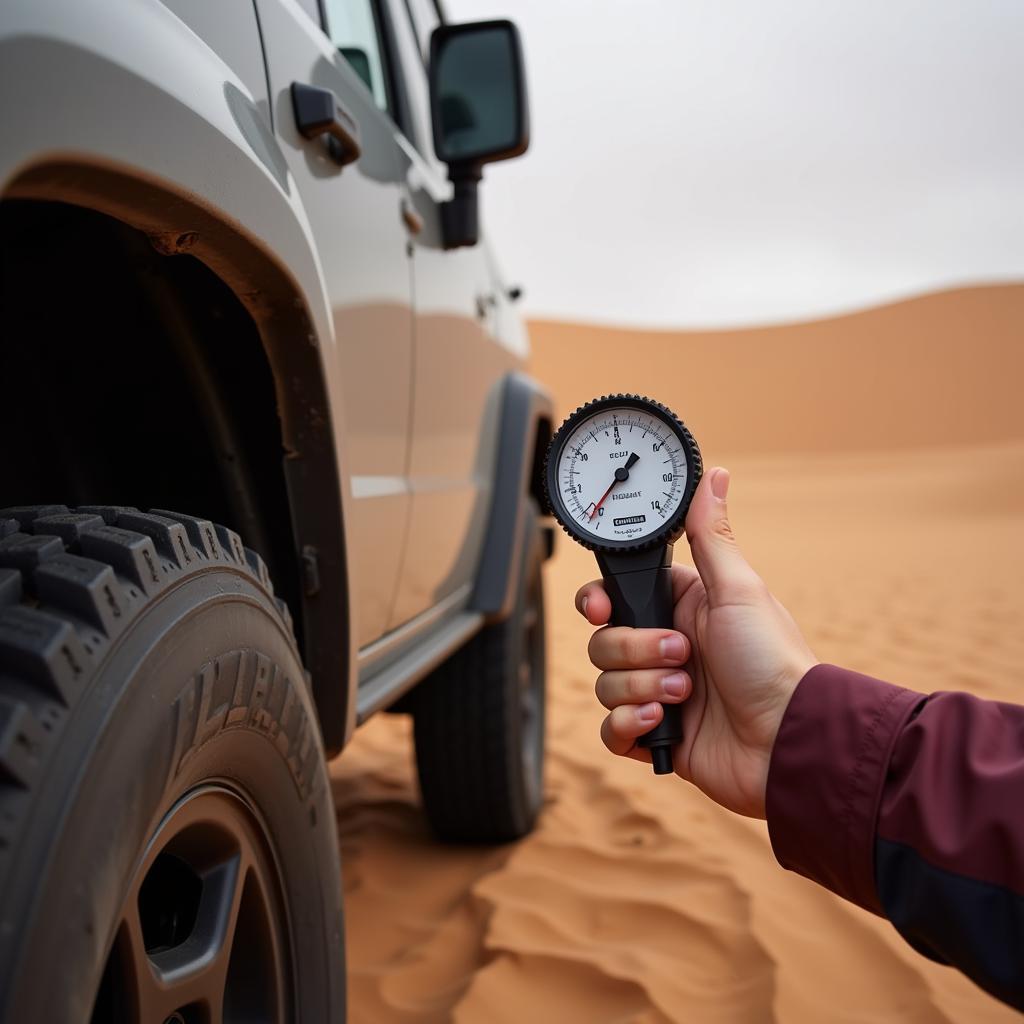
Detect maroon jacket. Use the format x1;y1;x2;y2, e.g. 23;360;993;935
766;664;1024;1011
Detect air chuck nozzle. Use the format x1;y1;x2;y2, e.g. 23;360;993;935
651;745;674;775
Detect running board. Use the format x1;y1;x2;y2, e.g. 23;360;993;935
355;610;484;724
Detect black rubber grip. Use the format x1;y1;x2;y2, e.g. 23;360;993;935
603;564;682;775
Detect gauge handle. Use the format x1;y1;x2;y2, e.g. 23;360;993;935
596;544;683;775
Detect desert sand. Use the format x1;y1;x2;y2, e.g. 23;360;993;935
333;284;1024;1023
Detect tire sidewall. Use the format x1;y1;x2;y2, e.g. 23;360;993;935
1;569;344;1023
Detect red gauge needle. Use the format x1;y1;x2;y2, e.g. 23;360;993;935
589;481;617;520
589;452;639;519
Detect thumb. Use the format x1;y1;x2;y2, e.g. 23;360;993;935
684;468;762;605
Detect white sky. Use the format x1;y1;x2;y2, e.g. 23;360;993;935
445;0;1024;328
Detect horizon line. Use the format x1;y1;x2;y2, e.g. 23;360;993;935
522;276;1024;336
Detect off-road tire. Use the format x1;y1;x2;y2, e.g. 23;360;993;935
0;505;345;1023
412;500;546;842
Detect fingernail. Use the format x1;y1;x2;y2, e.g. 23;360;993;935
659;634;686;661
711;468;730;500
637;702;660;722
662;673;686;697
581;595;589;617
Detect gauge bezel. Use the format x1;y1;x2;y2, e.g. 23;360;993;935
543;394;703;554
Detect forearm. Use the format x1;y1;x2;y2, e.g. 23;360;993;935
766;665;1024;1011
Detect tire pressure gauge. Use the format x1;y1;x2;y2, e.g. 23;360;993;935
544;395;702;775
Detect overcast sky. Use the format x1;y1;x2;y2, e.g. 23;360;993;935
445;0;1024;327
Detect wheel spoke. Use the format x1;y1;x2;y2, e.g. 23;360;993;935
95;785;295;1024
146;853;246;1018
224;865;288;1021
121;906;168;1023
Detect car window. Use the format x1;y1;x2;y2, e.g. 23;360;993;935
402;0;440;65
322;0;391;112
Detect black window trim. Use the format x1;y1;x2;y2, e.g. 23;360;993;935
400;0;444;70
368;0;417;144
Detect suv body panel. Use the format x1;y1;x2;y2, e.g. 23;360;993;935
383;0;531;630
0;0;552;755
254;0;416;648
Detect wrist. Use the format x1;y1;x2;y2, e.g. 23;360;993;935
750;658;818;818
770;655;818;748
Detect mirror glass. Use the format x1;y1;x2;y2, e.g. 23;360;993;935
434;26;520;162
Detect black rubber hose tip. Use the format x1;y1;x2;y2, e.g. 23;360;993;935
651;745;674;775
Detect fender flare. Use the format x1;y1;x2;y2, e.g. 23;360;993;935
471;371;554;622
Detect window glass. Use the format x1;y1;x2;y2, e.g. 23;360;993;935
294;0;323;25
376;0;447;177
403;0;440;64
323;0;390;111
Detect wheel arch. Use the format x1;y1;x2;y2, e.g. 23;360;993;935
470;371;555;622
0;0;364;750
2;161;356;755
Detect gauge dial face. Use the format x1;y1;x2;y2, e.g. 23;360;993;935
552;402;694;547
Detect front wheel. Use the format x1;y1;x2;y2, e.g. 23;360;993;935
0;505;345;1023
412;500;547;842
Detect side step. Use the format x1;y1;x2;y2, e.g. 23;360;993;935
355;611;483;723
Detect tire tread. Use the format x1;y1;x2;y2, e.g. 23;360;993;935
0;505;296;851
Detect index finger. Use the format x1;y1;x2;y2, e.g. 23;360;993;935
575;580;612;626
577;564;701;629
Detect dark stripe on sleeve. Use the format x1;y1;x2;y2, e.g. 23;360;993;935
878;689;1024;894
876;838;1024;1012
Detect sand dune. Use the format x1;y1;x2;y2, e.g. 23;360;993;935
334;284;1024;1022
529;283;1024;456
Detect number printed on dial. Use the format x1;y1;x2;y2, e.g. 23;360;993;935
558;406;688;541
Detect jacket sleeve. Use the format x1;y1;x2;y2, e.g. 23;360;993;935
765;664;1024;1012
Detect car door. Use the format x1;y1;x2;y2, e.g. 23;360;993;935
383;0;521;630
254;0;415;647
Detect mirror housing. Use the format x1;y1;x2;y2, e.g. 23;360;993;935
429;20;530;249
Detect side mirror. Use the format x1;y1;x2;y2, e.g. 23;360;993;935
429;20;530;249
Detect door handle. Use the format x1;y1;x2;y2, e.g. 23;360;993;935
291;82;361;167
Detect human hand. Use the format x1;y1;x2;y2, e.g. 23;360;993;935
575;468;817;818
